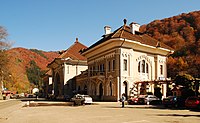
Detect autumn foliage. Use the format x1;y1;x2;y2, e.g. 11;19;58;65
5;48;59;93
141;10;200;78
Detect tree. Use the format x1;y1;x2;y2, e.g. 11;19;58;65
0;26;11;72
0;26;11;50
174;73;195;98
0;26;8;70
143;11;200;79
174;73;194;88
0;26;11;98
26;60;45;90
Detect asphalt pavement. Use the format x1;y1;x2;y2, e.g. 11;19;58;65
0;99;200;123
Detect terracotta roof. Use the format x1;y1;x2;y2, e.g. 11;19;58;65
58;38;87;60
84;23;173;52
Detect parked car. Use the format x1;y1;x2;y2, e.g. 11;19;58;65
128;95;150;105
162;96;185;108
137;95;147;104
138;95;161;105
26;94;36;98
128;97;139;105
10;94;20;99
71;94;93;105
129;95;160;105
185;96;200;109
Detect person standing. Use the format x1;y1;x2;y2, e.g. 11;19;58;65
121;93;126;108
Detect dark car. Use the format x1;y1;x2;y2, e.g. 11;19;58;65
162;96;185;108
185;96;200;109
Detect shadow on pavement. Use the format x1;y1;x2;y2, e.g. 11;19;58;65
20;98;74;107
104;104;200;112
23;102;73;107
156;114;200;117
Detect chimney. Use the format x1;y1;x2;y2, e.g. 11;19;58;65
130;22;140;34
75;37;79;43
104;26;111;35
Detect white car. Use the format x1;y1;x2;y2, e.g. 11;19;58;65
82;95;93;104
144;95;160;105
71;94;93;105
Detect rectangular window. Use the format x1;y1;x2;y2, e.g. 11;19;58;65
100;64;104;72
108;61;111;72
123;59;127;71
112;60;115;71
160;65;163;75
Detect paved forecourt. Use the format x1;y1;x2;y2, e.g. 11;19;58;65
1;101;200;123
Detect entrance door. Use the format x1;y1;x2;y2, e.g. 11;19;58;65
123;81;128;99
55;73;60;96
99;83;103;100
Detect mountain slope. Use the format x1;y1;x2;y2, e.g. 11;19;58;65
5;47;59;92
141;10;200;78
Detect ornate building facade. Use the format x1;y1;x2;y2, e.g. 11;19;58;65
76;20;174;101
47;38;88;98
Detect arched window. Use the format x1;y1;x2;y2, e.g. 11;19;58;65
142;60;145;73
160;65;163;75
138;61;141;72
123;59;127;71
138;60;150;74
146;63;149;73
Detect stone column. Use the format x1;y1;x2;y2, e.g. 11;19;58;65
162;83;167;99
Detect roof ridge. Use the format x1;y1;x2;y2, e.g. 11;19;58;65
66;38;87;52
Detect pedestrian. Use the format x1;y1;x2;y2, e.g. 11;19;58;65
121;93;126;108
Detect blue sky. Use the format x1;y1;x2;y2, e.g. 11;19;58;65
0;0;200;51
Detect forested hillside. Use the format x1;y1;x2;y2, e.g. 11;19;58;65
3;10;200;93
141;10;200;78
5;48;59;93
